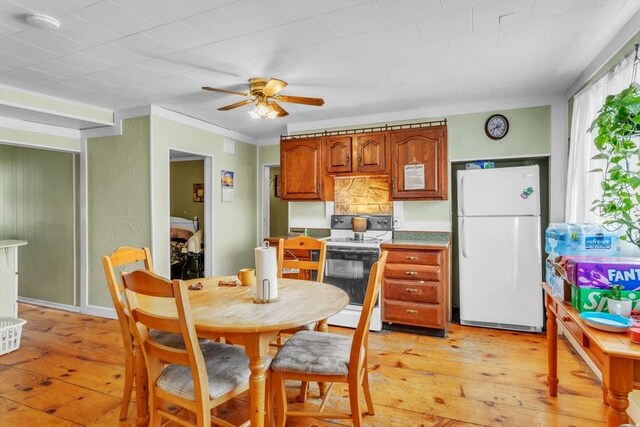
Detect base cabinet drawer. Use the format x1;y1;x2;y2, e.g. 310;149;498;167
387;250;440;265
385;263;441;281
383;300;443;328
384;279;439;303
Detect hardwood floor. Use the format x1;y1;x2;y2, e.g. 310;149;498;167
0;303;609;426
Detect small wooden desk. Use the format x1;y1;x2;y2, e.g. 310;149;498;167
542;283;640;427
134;277;349;427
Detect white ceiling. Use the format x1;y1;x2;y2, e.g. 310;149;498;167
1;0;638;139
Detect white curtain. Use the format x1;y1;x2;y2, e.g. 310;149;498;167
566;54;637;224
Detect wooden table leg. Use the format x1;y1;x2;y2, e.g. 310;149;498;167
604;356;632;427
244;333;277;427
545;300;558;397
601;383;609;406
133;338;149;427
316;319;329;398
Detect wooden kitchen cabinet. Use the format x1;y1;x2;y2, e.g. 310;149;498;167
280;137;322;200
324;132;387;174
324;136;353;173
391;125;448;200
380;242;450;336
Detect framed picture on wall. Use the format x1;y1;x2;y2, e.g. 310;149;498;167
274;174;281;197
221;170;234;188
193;183;204;202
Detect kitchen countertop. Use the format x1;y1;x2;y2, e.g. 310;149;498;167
381;231;451;249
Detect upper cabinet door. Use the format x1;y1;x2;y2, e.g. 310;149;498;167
355;132;387;173
324;136;352;173
391;126;448;200
280;137;323;200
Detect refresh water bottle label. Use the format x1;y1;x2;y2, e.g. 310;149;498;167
585;234;612;250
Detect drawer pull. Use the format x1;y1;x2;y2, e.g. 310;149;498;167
562;316;571;322
405;288;418;293
405;271;418;276
405;309;418;314
405;256;418;260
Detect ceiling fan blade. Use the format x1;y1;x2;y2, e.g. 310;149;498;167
202;86;250;97
268;101;289;117
218;99;254;111
275;95;324;106
262;78;288;97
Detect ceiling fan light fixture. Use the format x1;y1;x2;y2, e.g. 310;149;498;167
25;13;60;30
248;109;260;119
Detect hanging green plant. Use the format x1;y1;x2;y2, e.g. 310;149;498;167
587;82;640;249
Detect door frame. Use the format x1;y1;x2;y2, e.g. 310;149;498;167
168;151;214;277
262;163;277;241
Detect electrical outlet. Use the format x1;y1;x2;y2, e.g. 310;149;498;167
393;218;401;229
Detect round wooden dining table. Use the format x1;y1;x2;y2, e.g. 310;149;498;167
133;276;349;427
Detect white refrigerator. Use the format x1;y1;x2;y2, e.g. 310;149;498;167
457;165;543;332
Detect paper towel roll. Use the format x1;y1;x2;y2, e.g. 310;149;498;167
254;246;278;301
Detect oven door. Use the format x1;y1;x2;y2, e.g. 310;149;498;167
323;246;379;306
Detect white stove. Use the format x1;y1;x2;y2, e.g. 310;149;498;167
323;215;393;331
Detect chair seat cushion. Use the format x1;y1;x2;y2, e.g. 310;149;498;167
271;330;352;376
157;342;270;400
150;330;208;349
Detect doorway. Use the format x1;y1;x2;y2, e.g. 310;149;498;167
169;150;207;279
450;157;550;321
262;164;288;240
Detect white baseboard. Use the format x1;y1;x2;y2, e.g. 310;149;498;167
17;297;80;313
81;304;116;320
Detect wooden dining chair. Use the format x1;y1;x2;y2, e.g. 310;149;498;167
103;246;199;420
277;235;327;282
275;235;328;336
270;251;388;427
102;246;155;420
121;269;257;427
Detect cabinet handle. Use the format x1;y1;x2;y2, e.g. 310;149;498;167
405;271;418;276
346;155;350;164
405;309;418;314
405;256;418;260
405;288;418;293
393;178;397;192
562;316;571;322
358;156;362;166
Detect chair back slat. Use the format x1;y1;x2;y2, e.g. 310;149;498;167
144;340;190;366
277;236;327;281
349;251;388;370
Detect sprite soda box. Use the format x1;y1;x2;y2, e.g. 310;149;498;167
571;284;640;313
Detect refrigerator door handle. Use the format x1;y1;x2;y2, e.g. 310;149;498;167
460;218;467;258
460;175;466;216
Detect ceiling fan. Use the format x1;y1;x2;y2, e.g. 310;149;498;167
202;77;324;119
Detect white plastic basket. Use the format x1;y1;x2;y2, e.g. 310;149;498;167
0;317;27;356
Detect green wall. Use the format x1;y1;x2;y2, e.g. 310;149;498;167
282;105;551;228
0;127;80;152
151;116;257;277
0;144;76;306
170;160;205;222
87;117;151;308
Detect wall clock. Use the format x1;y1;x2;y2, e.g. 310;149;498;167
485;114;509;140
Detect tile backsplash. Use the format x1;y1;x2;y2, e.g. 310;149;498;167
334;176;392;215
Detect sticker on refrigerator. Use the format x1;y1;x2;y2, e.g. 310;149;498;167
404;162;425;190
520;187;534;199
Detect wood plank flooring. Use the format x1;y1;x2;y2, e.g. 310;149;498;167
0;304;610;426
